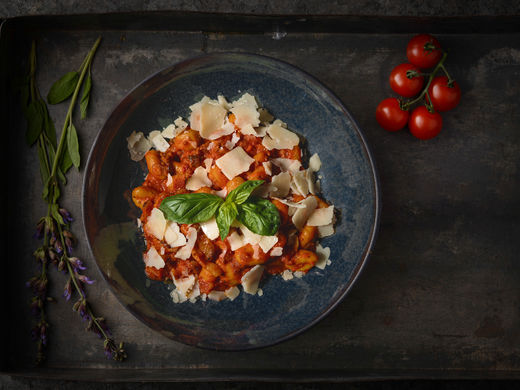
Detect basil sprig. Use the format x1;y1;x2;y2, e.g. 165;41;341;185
159;179;280;239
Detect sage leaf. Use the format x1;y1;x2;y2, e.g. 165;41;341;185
237;196;280;236
42;177;50;200
50;203;64;225
226;180;264;205
57;166;67;185
47;71;79;104
67;122;80;169
60;148;73;174
160;193;223;224
25;100;44;146
216;201;238;240
43;105;57;149
37;143;50;185
80;70;92;119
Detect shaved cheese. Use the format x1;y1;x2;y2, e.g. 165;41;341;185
306;169;317;195
144;246;165;269
225;132;240;149
232;93;258;108
270;247;283;257
189;96;210;131
309;153;322;171
127;131;151;161
294;271;304;278
292;196;318;230
272;197;306;208
257;289;263;296
174;117;188;131
176;227;197;260
262;122;299;150
166;173;173;187
255;126;268;137
200;217;219;240
307;206;334;226
216;147;255;180
292;170;309;196
150;132;170;153
186;166;213;191
162;124;179;139
262;161;272;176
199;101;228;139
203;158;213;171
225;286;240;301
217;95;230;110
241;265;264;295
259;235;278;253
215;188;227;198
281;270;293;280
227;231;246;251
188;281;201;303
253;183;272;198
239;225;262;245
315;244;331;269
318;223;335;238
207;117;236;140
148;130;161;141
269;172;291;197
146;208;167;240
164;222;187;248
231;94;260;133
208;291;227;301
271;158;302;173
173;275;196;301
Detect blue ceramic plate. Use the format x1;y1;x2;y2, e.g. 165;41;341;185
83;53;380;350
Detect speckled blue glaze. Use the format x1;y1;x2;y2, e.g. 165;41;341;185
83;53;380;350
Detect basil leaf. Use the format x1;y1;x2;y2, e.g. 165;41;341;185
237;196;280;236
67;122;80;169
216;201;238;240
25;100;44;146
80;70;92;119
160;193;223;224
226;180;264;204
47;71;79;104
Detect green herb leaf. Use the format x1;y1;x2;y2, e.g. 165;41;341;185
43;104;57;149
57;166;67;185
37;143;50;185
237;196;280;236
160;193;223;224
47;71;79;104
226;180;264;204
67;122;81;169
80;69;92;119
42;177;50;200
216;201;238;240
50;203;64;225
25;100;44;146
60;148;73;174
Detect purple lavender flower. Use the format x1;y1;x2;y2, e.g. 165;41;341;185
69;257;86;272
54;239;63;255
77;274;95;285
59;208;74;224
63;279;72;301
34;220;45;239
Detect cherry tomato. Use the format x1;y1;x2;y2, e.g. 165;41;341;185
408;106;443;140
389;63;424;98
406;34;442;69
376;98;409;132
427;76;461;112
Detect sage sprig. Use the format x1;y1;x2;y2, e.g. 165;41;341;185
159;180;280;240
22;38;126;364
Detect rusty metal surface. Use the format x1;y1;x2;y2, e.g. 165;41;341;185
2;13;520;381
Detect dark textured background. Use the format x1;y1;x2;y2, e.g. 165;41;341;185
2;1;520;389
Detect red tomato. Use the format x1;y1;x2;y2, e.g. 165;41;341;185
428;76;461;112
376;98;409;132
389;63;424;98
406;34;442;69
408;106;443;140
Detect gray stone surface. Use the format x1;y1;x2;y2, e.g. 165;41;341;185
1;0;520;19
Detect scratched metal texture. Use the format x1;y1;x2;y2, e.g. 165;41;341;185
2;14;520;381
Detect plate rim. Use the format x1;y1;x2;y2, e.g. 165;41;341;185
82;51;381;351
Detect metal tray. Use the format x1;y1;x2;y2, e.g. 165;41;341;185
3;12;520;382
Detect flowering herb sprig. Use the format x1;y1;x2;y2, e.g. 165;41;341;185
22;39;127;364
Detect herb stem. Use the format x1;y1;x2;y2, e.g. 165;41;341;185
402;51;448;110
50;36;101;178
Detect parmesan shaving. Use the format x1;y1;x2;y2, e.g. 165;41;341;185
315;244;331;269
292;196;318;230
176;227;197;260
186;166;213;191
200;217;219;240
164;222;187;248
215;147;255;180
127;131;151;161
146;208;167;240
309;153;322;171
270;247;283;257
307;206;334;226
144;246;165;269
241;265;264;295
225;286;240;301
318;223;335;238
269;172;291;197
